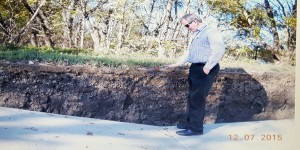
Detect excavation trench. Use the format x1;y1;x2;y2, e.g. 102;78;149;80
0;63;295;126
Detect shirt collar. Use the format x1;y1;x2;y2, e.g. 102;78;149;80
196;24;207;32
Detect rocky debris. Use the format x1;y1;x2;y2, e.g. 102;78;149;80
0;62;295;126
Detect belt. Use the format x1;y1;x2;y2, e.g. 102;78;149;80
191;62;206;66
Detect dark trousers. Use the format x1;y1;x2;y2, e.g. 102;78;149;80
187;63;219;132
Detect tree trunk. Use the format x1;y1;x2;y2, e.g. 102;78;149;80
85;18;101;51
116;22;124;50
159;0;174;41
8;0;45;45
74;20;81;48
287;0;297;51
116;1;127;50
103;9;113;49
79;0;108;51
144;0;157;36
125;19;133;40
172;0;191;39
80;17;85;49
62;0;79;48
22;0;54;49
0;15;10;41
105;20;114;49
264;0;280;50
174;0;178;19
30;30;38;46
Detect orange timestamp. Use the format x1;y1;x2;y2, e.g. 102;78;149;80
229;134;283;141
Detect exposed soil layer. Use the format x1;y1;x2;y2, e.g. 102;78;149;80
0;62;295;126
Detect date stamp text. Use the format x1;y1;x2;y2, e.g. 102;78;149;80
229;134;283;141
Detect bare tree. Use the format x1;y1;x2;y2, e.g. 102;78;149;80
61;0;79;48
159;0;174;41
103;9;114;49
80;0;108;51
116;0;128;50
22;0;55;49
172;0;191;39
264;0;280;51
8;0;46;45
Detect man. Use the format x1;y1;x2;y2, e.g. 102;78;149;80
166;13;225;136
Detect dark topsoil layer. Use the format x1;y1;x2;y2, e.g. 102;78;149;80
0;61;295;126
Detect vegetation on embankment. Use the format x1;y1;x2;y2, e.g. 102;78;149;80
0;45;295;74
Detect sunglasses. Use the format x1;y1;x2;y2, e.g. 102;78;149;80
184;20;194;28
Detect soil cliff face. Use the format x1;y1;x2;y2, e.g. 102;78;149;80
0;63;295;126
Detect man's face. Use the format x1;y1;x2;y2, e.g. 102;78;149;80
181;19;198;32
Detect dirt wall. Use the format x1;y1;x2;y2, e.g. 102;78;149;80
0;63;295;126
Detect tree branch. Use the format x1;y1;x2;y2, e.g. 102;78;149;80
10;0;46;44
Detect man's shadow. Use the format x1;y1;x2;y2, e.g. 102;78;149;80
211;68;268;123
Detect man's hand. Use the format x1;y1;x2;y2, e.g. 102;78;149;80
165;64;179;68
203;68;210;74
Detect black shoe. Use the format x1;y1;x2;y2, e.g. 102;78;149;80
176;124;189;129
176;129;203;136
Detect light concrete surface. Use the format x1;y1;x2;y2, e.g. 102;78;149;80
0;107;298;150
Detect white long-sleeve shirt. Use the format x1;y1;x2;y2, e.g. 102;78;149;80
176;24;226;70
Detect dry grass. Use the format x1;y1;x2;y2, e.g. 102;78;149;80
220;57;295;74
